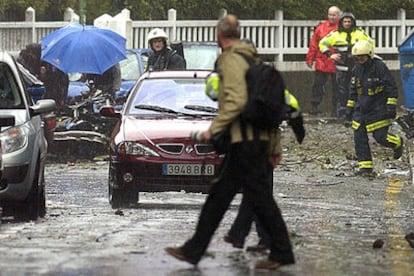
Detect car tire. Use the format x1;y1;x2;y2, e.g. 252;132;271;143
110;188;139;209
108;166;139;208
38;174;46;218
14;159;45;221
108;166;122;209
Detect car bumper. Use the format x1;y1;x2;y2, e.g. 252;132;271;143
0;163;32;201
111;160;222;193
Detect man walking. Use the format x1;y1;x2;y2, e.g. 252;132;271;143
306;6;341;116
165;14;295;271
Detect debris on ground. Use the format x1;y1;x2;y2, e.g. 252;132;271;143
373;239;384;249
405;232;414;248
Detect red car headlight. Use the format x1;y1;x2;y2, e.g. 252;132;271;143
118;141;160;156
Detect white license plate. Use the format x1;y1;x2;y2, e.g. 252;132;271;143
162;164;215;176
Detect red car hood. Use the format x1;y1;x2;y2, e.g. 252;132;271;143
121;116;213;142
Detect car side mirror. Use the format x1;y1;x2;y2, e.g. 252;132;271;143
100;106;121;119
30;99;56;116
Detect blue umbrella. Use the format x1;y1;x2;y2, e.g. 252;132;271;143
41;23;126;74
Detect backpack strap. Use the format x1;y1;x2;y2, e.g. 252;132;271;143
236;52;261;141
236;52;256;66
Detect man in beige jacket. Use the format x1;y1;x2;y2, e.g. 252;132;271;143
165;14;295;271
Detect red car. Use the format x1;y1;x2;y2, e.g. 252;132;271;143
100;70;223;208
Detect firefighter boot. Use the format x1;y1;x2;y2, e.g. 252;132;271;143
393;138;404;159
355;168;374;178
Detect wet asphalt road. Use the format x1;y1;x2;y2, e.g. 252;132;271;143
1;120;414;275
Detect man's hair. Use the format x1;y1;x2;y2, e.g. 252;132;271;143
328;6;341;15
217;14;241;39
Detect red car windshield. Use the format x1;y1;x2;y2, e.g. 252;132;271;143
126;78;217;116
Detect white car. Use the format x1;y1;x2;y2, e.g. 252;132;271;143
0;51;56;220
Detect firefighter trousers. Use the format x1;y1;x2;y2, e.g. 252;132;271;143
354;122;401;169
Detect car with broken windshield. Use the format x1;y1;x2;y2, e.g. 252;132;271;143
100;70;223;208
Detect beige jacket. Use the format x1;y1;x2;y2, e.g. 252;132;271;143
209;40;281;155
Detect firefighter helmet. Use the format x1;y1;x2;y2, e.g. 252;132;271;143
352;40;374;58
205;72;219;101
147;28;168;43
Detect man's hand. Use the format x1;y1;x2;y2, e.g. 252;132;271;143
199;130;212;143
330;53;341;61
269;153;282;168
190;130;211;143
306;62;313;69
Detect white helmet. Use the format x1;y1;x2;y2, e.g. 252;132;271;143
147;28;168;44
352;40;374;58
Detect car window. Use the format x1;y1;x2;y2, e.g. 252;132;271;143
183;44;220;70
0;63;23;109
120;52;141;81
127;78;217;115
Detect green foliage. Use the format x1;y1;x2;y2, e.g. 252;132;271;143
0;0;412;21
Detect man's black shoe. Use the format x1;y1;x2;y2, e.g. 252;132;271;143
223;235;244;249
165;247;198;265
394;138;404;159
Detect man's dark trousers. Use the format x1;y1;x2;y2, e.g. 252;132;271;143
180;140;295;265
227;169;274;247
311;71;337;114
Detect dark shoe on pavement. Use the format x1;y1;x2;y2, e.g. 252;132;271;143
255;259;281;270
165;247;197;265
393;138;404;159
223;235;244;249
246;244;269;253
355;168;374;178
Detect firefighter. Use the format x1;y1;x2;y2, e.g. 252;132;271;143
345;40;403;176
146;28;186;70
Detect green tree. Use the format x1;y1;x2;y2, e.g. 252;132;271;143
0;0;412;21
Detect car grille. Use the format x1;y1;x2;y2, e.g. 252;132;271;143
157;143;184;154
157;143;216;155
195;144;215;154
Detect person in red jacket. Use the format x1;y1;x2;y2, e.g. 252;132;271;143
306;6;341;116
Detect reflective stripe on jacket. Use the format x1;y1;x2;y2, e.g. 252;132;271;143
348;58;398;126
319;29;374;70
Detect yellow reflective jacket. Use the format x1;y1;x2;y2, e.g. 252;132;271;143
319;29;374;69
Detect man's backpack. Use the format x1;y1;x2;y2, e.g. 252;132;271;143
237;53;286;130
